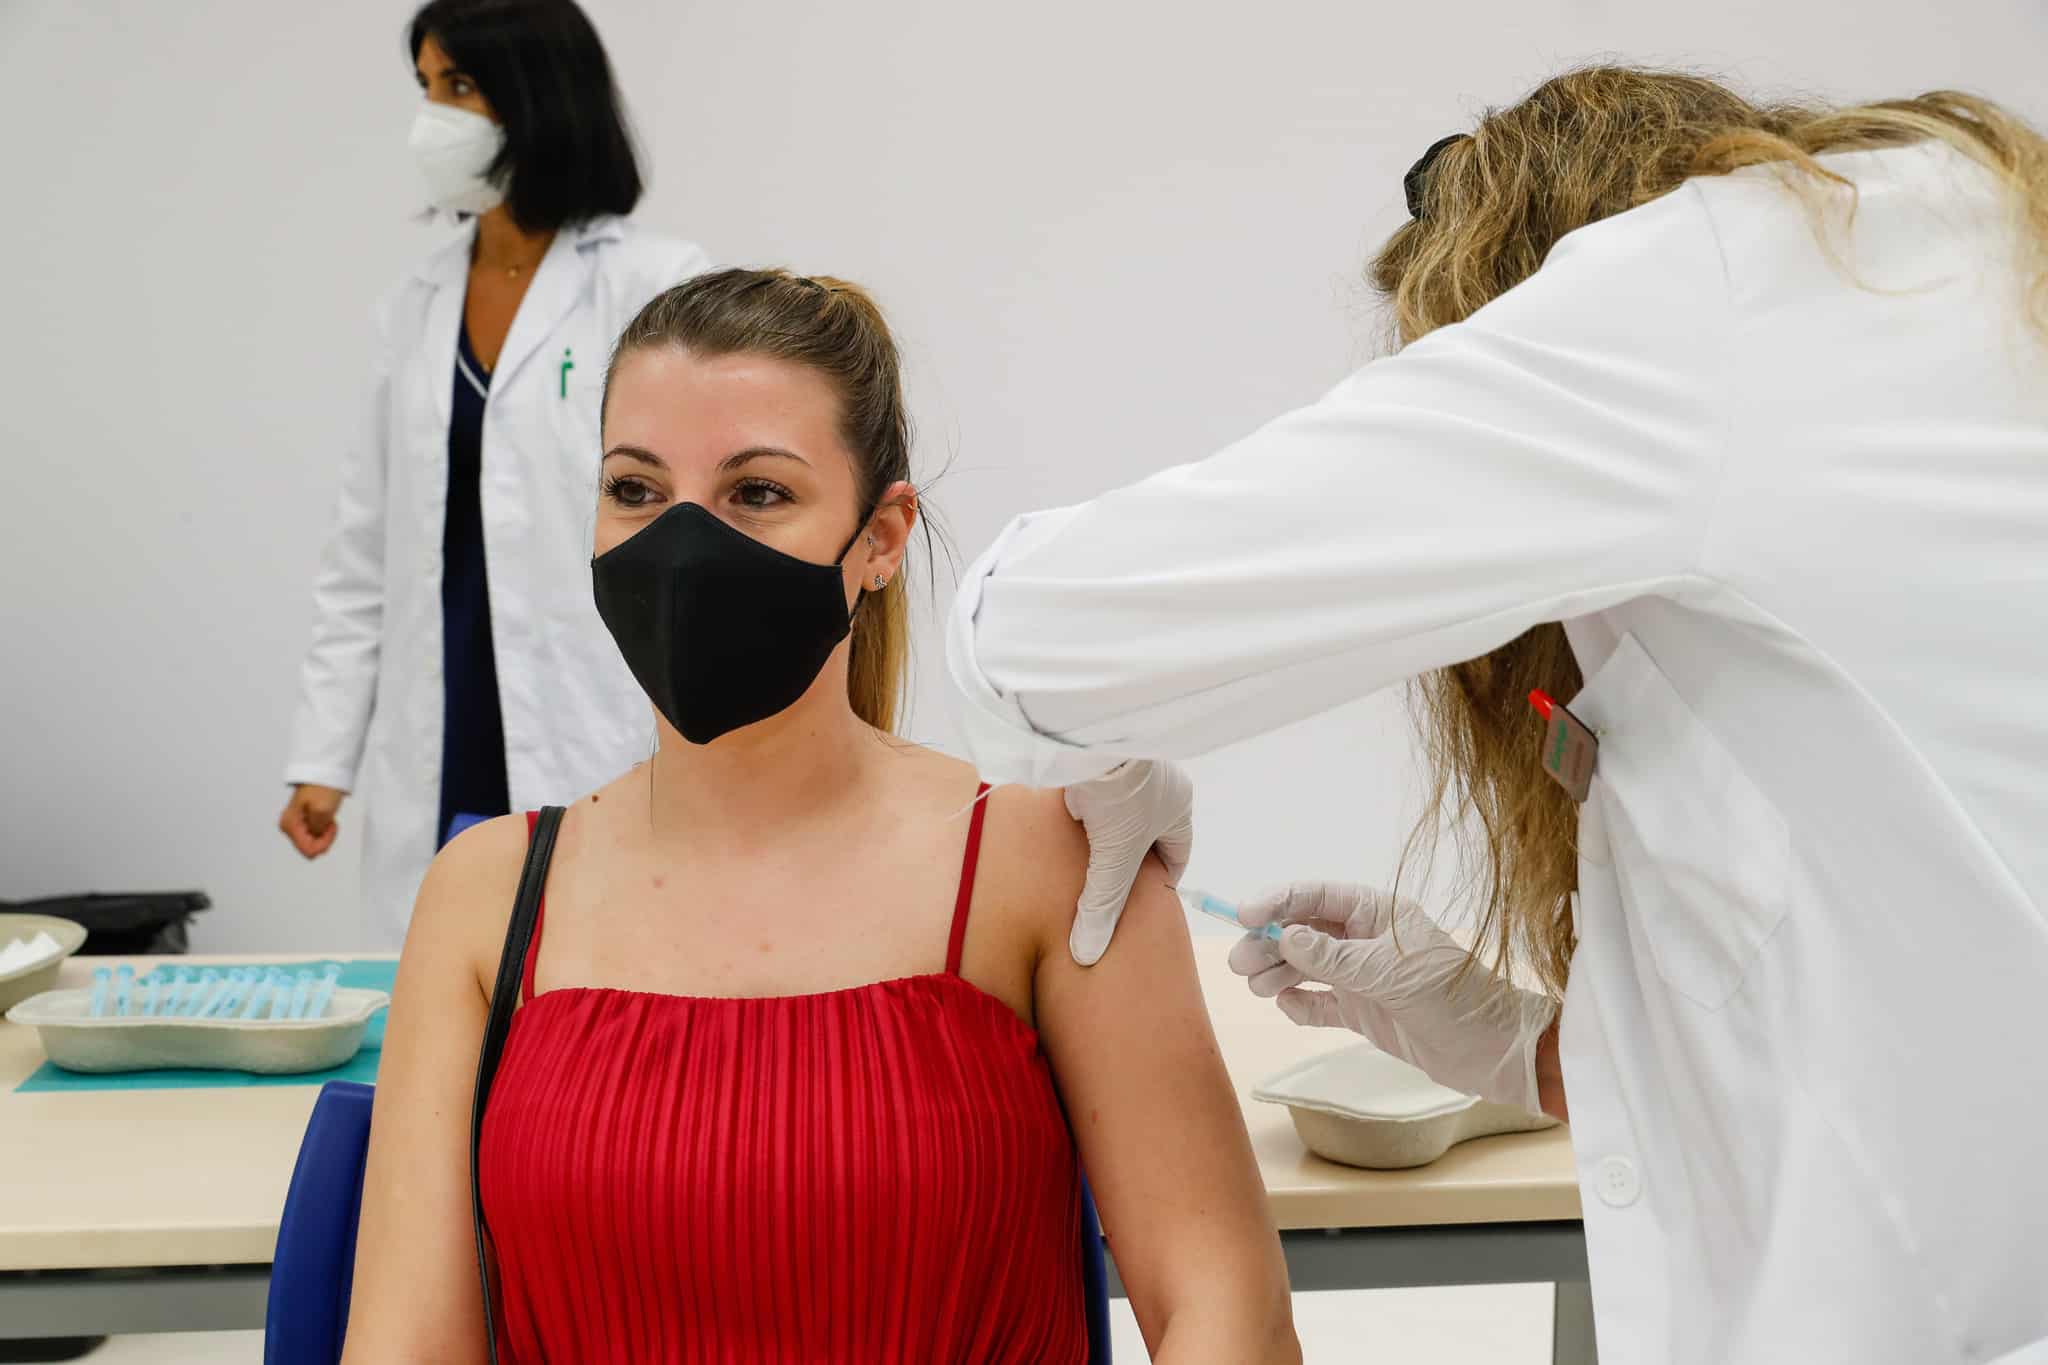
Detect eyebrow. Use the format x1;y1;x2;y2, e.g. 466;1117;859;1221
719;446;812;472
600;444;812;472
603;444;668;469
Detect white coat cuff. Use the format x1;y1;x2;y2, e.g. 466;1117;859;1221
282;762;357;793
946;508;1127;790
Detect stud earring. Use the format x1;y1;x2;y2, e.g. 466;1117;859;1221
873;575;887;590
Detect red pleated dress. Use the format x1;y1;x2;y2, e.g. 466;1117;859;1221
476;787;1088;1363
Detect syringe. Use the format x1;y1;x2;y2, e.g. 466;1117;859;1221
1179;888;1282;941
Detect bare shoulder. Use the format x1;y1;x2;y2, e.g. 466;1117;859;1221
934;770;1185;966
980;785;1088;884
417;812;528;924
406;813;530;1000
871;741;1089;960
974;785;1090;961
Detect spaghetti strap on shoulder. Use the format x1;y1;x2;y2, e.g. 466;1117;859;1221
944;783;994;976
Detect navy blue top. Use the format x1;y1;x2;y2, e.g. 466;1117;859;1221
438;323;511;845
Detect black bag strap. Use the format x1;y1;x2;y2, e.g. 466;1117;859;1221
470;805;565;1365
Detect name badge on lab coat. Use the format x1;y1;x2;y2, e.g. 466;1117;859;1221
1531;690;1598;803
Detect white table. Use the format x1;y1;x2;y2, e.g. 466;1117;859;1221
1188;943;1591;1363
1;945;1590;1360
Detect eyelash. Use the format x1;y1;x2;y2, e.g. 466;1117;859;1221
732;478;795;510
602;474;659;508
601;476;795;511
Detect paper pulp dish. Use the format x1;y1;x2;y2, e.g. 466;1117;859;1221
1254;1042;1559;1170
5;986;390;1075
0;913;89;1014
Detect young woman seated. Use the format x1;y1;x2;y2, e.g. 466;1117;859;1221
340;268;1299;1364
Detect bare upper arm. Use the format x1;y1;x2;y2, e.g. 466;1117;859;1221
1025;835;1298;1361
339;815;523;1365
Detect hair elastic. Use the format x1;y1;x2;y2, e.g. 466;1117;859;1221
1404;134;1470;219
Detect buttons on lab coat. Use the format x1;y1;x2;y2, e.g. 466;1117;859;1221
1595;1155;1641;1207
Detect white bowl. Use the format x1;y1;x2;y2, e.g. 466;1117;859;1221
1254;1042;1558;1170
0;913;90;1013
5;985;389;1075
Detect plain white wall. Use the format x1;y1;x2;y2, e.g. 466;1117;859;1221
3;1;2044;951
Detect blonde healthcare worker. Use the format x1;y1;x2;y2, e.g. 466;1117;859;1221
948;69;2048;1364
281;0;711;945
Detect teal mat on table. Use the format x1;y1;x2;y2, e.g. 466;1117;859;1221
14;959;396;1093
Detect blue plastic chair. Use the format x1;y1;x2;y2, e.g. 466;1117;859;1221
1077;1173;1115;1361
264;1080;374;1365
441;812;491;848
266;1079;1113;1363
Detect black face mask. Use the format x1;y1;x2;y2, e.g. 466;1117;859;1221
591;502;867;745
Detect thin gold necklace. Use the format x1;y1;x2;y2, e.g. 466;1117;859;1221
477;244;545;281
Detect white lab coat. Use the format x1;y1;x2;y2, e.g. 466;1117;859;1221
286;216;713;949
948;143;2048;1364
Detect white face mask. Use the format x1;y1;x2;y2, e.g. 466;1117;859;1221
409;103;507;215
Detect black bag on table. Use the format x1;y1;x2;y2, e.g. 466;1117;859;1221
2;891;210;955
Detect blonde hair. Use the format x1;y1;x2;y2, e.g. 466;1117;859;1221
1374;67;2048;995
606;268;916;732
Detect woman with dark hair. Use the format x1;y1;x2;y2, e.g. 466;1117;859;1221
279;0;712;947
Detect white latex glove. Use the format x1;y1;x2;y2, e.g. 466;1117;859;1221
1227;881;1556;1113
1062;760;1195;965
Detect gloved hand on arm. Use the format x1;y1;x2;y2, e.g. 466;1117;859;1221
1228;881;1565;1117
1061;760;1195;965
